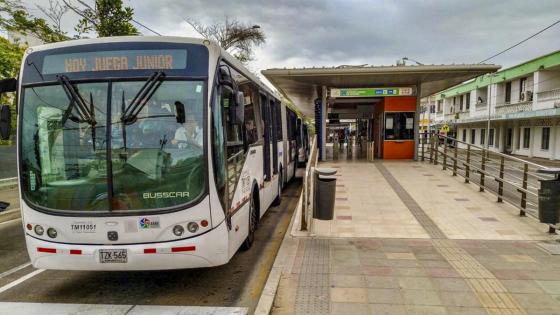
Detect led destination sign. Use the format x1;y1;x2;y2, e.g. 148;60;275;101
42;49;188;74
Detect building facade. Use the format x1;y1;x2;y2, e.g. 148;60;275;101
432;50;560;160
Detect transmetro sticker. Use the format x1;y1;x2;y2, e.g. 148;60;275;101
139;217;161;229
71;222;96;233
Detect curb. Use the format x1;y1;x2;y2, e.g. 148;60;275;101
0;208;21;224
254;194;302;315
0;178;18;191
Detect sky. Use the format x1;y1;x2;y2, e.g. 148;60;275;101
20;0;560;77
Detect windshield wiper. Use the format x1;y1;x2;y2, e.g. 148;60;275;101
57;75;96;126
121;71;166;125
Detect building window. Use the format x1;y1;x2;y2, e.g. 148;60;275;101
480;129;485;145
437;100;442;112
489;129;495;146
462;129;467;142
459;95;464;111
542;127;550;150
471;129;476;144
516;128;521;149
466;93;470;110
505;82;512;103
453;97;456;106
523;128;530;149
519;77;527;101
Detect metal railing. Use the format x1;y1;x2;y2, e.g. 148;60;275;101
475;102;487;110
495;101;532;115
537;88;560;101
300;135;318;231
419;133;557;233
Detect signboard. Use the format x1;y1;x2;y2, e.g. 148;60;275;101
42;49;188;74
440;124;450;133
330;87;414;98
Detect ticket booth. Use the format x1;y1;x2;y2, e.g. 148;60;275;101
377;96;417;159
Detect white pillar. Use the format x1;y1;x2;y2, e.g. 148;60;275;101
321;85;327;161
499;122;506;153
529;126;536;158
414;85;421;161
512;121;519;154
533;71;540;105
550;125;558;160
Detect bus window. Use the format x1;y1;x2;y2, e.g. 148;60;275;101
110;80;205;210
244;100;258;147
222;84;245;207
271;99;278;175
261;93;271;181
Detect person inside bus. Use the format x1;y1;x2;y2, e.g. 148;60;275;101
172;107;202;149
137;100;176;148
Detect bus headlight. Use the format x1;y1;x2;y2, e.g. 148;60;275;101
34;225;44;235
187;222;199;233
173;225;184;236
47;228;57;238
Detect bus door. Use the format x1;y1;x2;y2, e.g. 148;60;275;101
260;93;271;182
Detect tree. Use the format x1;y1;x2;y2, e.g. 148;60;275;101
0;0;69;43
0;36;24;137
187;17;265;63
62;0;139;37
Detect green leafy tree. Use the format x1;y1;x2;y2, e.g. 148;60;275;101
0;0;69;43
63;0;139;37
0;36;25;137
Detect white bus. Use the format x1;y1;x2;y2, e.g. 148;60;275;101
0;36;300;270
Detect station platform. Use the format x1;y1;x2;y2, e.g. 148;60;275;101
263;159;560;315
310;160;548;241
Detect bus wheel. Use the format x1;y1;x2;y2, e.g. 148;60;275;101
242;195;257;250
272;172;282;206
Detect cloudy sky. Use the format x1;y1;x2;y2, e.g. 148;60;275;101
22;0;560;75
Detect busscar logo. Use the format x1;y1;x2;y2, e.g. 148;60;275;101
142;191;190;199
139;217;160;229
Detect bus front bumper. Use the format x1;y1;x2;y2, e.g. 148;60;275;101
25;224;229;271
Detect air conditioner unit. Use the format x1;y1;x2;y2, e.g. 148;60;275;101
525;91;533;101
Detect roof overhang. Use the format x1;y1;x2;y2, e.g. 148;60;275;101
262;64;501;117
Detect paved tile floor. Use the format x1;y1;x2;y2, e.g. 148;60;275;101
312;160;550;241
273;159;560;315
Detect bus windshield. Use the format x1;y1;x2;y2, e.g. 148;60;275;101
20;80;206;213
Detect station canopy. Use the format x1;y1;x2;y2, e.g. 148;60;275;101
262;64;501;117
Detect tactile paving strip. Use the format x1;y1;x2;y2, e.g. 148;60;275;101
432;239;527;314
375;163;447;239
294;239;330;315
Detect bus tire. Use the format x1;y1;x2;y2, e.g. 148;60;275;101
272;171;282;206
242;193;258;250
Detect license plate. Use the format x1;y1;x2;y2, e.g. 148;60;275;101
99;249;127;263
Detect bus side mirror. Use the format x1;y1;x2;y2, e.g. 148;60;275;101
218;67;234;89
0;105;11;141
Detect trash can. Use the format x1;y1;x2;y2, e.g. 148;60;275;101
313;168;337;220
537;169;560;224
